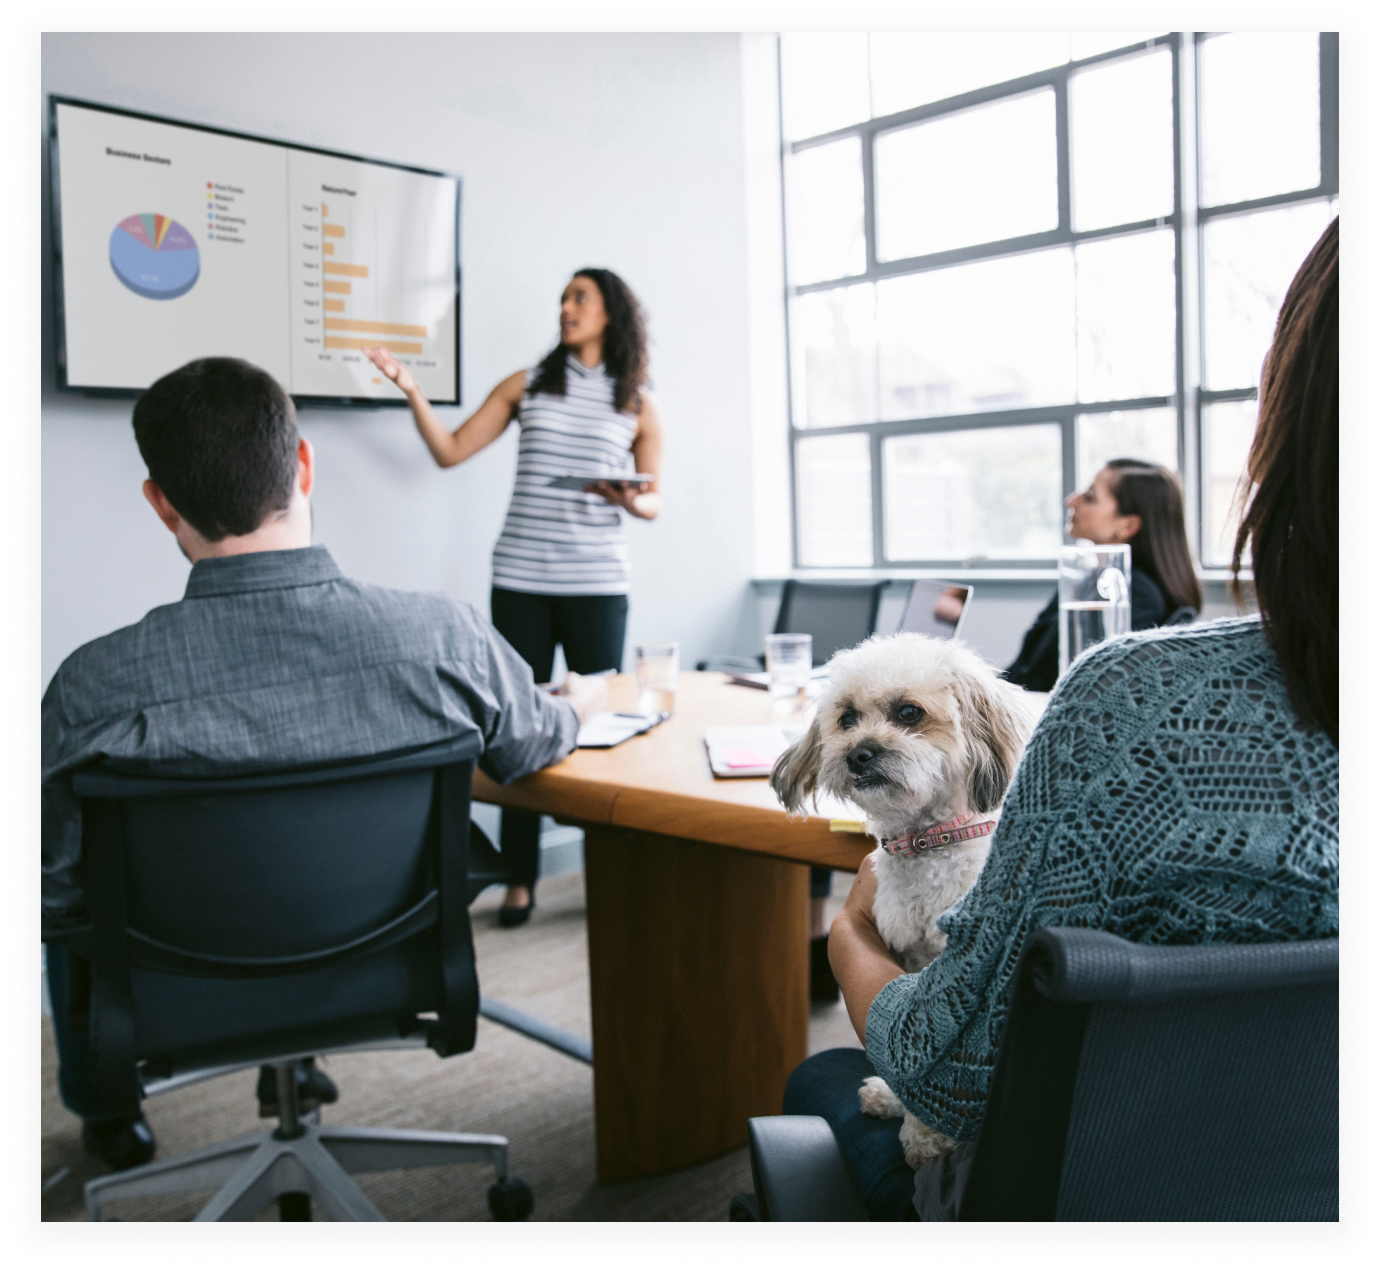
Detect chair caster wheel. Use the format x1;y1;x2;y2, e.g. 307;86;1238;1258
488;1176;534;1221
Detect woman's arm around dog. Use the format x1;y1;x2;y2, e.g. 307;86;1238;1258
829;852;905;1045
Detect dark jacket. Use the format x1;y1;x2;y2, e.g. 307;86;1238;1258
1002;569;1169;693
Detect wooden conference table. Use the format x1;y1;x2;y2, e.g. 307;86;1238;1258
471;671;872;1181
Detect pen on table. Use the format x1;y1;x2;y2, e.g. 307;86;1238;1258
537;667;620;693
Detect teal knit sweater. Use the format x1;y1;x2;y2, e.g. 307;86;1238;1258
865;617;1339;1142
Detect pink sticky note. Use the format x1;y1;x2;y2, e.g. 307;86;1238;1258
723;748;777;769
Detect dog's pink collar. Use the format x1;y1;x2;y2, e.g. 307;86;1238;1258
881;813;995;858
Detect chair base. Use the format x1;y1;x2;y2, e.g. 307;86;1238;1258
84;1119;510;1221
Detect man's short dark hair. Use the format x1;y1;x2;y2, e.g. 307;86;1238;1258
132;358;299;542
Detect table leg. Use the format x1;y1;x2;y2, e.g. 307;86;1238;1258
583;825;810;1181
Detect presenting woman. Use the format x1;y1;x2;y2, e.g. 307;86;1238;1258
1003;459;1202;692
364;268;663;926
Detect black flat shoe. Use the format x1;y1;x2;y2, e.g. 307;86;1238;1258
257;1058;339;1118
82;1115;157;1171
498;900;534;929
810;935;840;1004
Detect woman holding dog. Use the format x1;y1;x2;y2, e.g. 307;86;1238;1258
787;219;1340;1220
1002;458;1202;692
364;268;663;926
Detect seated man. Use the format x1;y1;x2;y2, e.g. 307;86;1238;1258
42;357;606;1170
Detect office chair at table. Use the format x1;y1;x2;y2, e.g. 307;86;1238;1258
46;738;537;1222
697;579;887;672
730;927;1338;1221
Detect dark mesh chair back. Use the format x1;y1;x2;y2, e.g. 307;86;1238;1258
68;739;489;1114
774;580;886;666
960;928;1338;1221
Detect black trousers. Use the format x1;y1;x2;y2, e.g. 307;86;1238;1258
490;587;629;889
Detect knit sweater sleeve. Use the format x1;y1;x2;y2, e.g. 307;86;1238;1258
863;617;1339;1142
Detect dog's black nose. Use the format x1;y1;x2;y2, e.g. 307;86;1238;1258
846;745;877;775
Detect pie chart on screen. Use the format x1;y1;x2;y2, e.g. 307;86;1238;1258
108;214;200;300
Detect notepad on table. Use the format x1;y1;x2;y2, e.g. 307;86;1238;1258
577;711;667;749
704;725;794;778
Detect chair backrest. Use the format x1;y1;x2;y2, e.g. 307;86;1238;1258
65;738;487;1117
773;580;886;666
959;927;1338;1221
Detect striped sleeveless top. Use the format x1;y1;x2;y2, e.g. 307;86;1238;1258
490;356;639;596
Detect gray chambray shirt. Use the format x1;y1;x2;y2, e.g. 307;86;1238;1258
42;545;579;925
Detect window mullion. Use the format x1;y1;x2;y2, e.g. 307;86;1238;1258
1176;31;1204;565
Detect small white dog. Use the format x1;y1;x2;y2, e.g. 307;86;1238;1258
771;632;1035;1168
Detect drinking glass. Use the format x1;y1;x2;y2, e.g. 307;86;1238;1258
1058;543;1132;679
636;642;679;716
766;633;814;712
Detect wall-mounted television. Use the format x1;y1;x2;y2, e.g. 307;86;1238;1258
48;96;461;406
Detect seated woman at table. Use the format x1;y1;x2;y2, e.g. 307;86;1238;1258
1002;458;1202;692
787;217;1340;1221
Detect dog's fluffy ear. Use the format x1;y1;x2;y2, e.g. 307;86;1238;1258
770;717;824;816
953;671;1032;814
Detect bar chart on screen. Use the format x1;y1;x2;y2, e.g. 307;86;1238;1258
287;152;458;400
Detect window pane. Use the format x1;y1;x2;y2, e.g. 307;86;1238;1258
781;32;870;140
884;425;1063;562
876;248;1075;420
875;89;1058;261
1199;33;1320;207
793;283;877;428
1069;33;1163;61
868;32;1070;117
797;433;873;567
1074;228;1176;401
1202;201;1334;391
1070;49;1174;230
1201;399;1257;566
786;138;866;285
1076;408;1178;489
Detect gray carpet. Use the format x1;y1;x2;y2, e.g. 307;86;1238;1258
41;870;862;1221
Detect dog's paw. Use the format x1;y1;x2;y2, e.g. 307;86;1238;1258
857;1076;906;1119
898;1111;958;1169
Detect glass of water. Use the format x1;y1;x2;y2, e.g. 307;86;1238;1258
1058;543;1132;679
766;633;814;712
636;642;679;716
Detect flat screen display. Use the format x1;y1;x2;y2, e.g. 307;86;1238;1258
50;97;461;404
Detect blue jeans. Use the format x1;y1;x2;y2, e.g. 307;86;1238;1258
45;943;120;1122
783;1048;918;1220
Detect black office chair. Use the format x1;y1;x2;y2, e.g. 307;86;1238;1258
731;927;1338;1221
45;738;537;1222
1164;605;1198;627
697;580;887;672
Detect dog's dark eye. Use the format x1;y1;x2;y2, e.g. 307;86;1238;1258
839;709;858;730
897;703;924;726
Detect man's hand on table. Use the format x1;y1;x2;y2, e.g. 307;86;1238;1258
557;670;608;726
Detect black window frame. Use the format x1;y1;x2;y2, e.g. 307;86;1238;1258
779;31;1339;572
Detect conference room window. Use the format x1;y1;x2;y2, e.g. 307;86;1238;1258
780;32;1338;570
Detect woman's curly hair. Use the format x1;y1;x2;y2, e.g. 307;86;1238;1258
527;268;649;414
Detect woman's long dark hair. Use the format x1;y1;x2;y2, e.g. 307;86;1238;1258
1231;217;1338;742
526;268;649;414
1104;458;1202;616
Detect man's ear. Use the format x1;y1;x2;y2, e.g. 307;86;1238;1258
297;437;315;498
143;480;182;536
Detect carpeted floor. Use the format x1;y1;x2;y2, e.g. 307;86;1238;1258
41;870;861;1221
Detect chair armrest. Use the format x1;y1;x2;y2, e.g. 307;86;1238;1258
746;1116;869;1221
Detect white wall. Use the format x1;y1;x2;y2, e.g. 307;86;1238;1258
41;32;762;688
